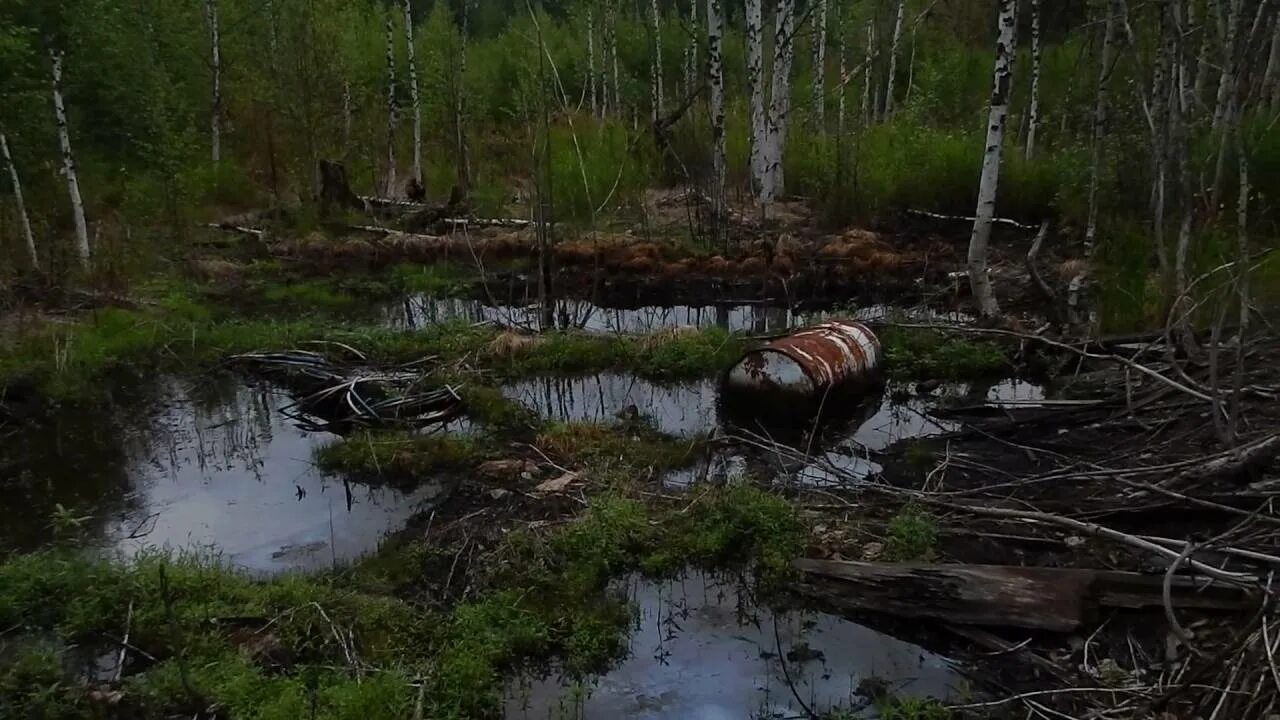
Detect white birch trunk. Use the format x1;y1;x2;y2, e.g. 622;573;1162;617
0;132;37;270
385;16;398;197
812;0;828;129
206;0;222;165
1025;0;1042;160
342;80;353;155
862;20;873;126
1085;0;1119;252
1210;0;1240;134
746;0;767;200
50;50;90;269
1266;14;1280;111
968;0;1018;318
708;0;727;231
588;9;599;118
403;0;422;184
650;0;664;122
609;3;620;119
765;0;797;202
1209;0;1243;211
884;0;907;119
838;18;847;136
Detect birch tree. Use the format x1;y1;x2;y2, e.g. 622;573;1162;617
1266;14;1280;110
650;0;663;122
812;0;828;129
968;0;1018;318
403;0;422;185
1084;0;1119;252
707;0;727;235
587;8;598;117
0;131;37;270
1025;0;1042;159
49;48;90;269
764;0;797;203
862;20;874;126
205;0;222;165
384;14;398;196
884;0;907;119
746;0;767;198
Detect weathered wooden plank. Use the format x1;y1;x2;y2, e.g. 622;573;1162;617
794;559;1250;632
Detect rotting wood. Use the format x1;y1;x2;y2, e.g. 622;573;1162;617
794;559;1251;632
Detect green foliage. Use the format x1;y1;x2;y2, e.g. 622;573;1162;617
883;504;939;562
547;119;655;222
313;432;484;484
874;696;952;720
882;328;1009;380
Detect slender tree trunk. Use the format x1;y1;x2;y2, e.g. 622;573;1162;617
206;0;222;165
50;50;90;269
1235;123;1249;333
1152;4;1173;295
968;0;1018;318
342;80;353;158
1026;0;1042;159
1193;0;1218;108
765;0;797;203
1210;0;1239;134
884;0;907;119
0;132;37;270
385;15;398;197
746;0;767;201
1171;0;1198;355
609;2;621;119
1209;0;1242;211
456;0;471;192
708;0;727;238
812;0;828;129
838;13;848;136
1266;13;1280;111
1085;0;1119;253
650;0;664;122
863;20;873;126
403;0;422;185
588;9;599;118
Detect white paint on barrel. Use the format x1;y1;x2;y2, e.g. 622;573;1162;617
726;349;815;394
724;321;881;397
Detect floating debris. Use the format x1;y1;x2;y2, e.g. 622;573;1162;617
232;346;463;431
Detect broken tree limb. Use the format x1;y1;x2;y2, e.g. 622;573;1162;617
907;208;1037;231
1160;433;1280;489
1025;221;1059;314
794;559;1251;632
205;223;266;239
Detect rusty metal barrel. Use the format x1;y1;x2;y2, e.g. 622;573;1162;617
723;321;882;398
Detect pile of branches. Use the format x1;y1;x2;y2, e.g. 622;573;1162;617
231;344;463;431
734;325;1280;719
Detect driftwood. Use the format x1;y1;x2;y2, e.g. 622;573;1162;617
795;559;1250;632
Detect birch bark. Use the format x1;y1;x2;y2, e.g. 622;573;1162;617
206;0;222;165
746;0;767;200
1025;0;1042;159
707;0;727;234
403;0;422;184
50;50;90;269
765;0;797;203
968;0;1019;318
812;0;828;128
884;0;906;119
0;132;37;270
385;15;398;196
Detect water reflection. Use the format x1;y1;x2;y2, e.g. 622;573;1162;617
504;571;958;719
386;296;973;334
3;377;444;574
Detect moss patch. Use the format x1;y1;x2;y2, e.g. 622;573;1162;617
882;328;1010;381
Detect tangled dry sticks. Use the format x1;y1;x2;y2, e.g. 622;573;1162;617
736;325;1280;719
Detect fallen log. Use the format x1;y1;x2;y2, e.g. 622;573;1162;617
794;559;1251;632
205;223;265;239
